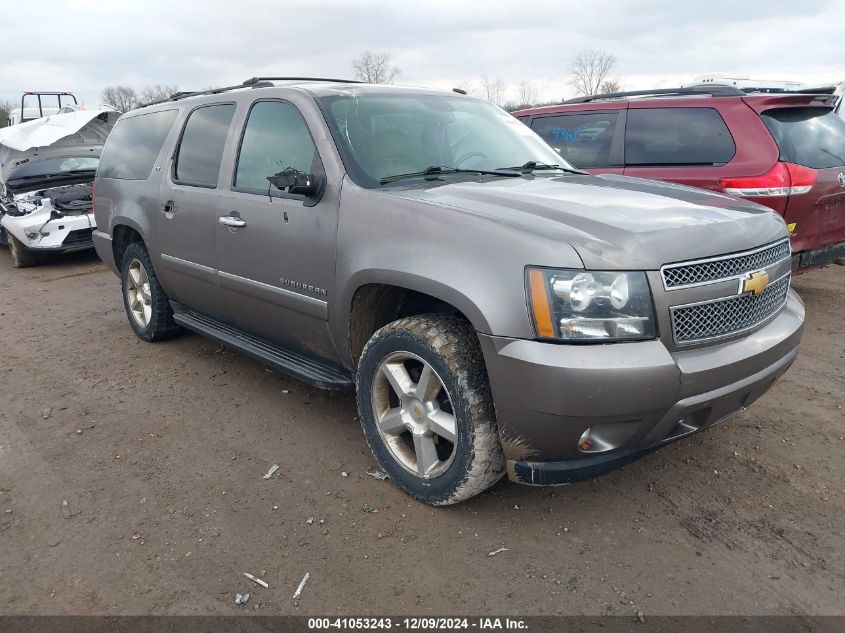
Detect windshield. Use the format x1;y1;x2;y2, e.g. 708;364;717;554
10;156;100;180
316;92;572;187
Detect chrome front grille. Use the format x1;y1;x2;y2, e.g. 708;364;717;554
661;239;791;289
670;274;790;344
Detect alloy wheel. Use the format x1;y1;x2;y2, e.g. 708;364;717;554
126;259;152;328
371;351;458;478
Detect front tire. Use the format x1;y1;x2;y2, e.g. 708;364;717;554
7;233;39;268
356;314;505;505
120;241;182;341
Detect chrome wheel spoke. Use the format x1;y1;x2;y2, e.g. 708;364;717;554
128;266;141;287
415;364;441;401
413;433;440;476
427;409;457;443
377;407;406;436
382;361;414;398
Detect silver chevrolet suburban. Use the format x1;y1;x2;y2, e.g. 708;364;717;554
92;78;804;504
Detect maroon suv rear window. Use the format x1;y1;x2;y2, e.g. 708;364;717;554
761;107;845;169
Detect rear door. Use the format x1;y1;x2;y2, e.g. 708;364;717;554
760;106;845;256
157;102;236;319
528;109;625;174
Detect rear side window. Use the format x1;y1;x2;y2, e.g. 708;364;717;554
97;109;177;180
625;108;735;166
234;101;319;193
530;112;620;168
174;103;236;187
761;107;845;169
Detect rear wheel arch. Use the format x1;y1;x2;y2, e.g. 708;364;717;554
112;224;145;271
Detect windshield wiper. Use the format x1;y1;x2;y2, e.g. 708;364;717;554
497;161;587;175
380;165;521;185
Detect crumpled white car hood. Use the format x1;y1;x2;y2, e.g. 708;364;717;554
0;108;119;185
0;108;119;151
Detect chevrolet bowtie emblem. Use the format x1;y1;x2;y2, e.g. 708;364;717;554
741;270;770;296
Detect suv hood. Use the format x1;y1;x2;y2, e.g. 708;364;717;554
386;173;788;269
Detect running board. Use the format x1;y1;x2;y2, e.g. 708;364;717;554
171;307;354;390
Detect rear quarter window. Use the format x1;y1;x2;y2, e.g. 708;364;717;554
530;112;620;168
625;107;735;166
761;107;845;169
97;109;178;180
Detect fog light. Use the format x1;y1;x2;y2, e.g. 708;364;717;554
579;428;593;451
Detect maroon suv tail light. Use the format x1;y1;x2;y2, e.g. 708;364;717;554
720;161;817;197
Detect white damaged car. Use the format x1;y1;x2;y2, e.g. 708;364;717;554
0;108;118;267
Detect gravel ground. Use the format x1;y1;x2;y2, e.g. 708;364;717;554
0;249;843;616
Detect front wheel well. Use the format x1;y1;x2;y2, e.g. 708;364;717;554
348;284;471;364
112;225;144;271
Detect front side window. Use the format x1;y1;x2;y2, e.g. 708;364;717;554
234;101;319;193
531;112;620;168
98;109;177;180
174;103;236;187
625;107;736;166
316;92;570;187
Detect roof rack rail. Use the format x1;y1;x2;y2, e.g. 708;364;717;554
143;76;362;108
142;80;276;107
242;76;363;85
562;84;744;104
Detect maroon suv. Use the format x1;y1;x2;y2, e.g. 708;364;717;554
514;85;845;269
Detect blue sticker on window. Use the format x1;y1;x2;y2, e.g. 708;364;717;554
552;126;582;143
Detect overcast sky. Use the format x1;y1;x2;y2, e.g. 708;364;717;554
1;0;843;108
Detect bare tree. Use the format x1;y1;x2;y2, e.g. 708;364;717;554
0;98;16;127
351;51;401;84
101;85;139;112
139;84;179;106
599;79;622;94
517;81;538;107
480;76;506;106
569;50;618;96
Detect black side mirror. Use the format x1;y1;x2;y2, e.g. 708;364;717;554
267;168;319;197
50;209;65;220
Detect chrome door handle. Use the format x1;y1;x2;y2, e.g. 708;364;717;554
219;215;246;228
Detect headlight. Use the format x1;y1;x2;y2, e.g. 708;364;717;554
526;268;656;342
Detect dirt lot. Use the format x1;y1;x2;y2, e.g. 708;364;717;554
0;249;843;616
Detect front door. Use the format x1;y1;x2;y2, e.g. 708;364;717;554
215;99;339;359
156;102;237;319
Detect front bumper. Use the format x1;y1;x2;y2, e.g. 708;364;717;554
479;289;804;485
2;213;94;253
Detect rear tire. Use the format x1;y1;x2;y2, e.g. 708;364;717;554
120;241;182;342
356;314;505;505
7;233;39;268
